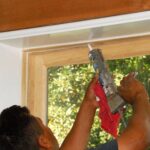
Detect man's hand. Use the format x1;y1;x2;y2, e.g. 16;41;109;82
60;75;99;150
83;75;99;109
117;73;150;150
118;73;148;104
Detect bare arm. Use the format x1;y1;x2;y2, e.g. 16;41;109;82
60;76;99;150
60;74;150;150
117;74;150;150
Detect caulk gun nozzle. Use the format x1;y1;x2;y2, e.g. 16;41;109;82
88;44;93;51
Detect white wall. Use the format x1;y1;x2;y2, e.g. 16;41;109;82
0;43;22;113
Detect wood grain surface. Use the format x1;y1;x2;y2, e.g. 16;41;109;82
0;0;150;32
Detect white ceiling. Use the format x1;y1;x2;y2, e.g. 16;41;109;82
0;11;150;50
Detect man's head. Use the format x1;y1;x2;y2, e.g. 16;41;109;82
0;105;59;150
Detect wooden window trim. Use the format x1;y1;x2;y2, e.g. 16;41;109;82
22;36;150;123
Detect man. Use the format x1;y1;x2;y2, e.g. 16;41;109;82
0;74;149;150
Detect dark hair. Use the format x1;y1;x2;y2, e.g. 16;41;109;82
0;105;43;150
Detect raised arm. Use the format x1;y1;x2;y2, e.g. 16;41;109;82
60;76;99;150
117;73;150;150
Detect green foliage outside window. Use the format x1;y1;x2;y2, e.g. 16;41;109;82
47;55;150;148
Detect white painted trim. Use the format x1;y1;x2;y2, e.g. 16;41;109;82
0;11;150;40
22;31;150;50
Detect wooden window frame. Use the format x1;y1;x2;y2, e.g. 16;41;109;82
22;36;150;123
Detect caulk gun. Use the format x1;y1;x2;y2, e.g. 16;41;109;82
88;45;125;114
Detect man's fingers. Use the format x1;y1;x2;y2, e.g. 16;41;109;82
118;86;130;100
91;74;99;85
118;86;127;95
118;85;131;96
120;73;135;87
120;76;129;87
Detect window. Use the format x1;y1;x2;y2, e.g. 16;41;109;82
47;56;150;147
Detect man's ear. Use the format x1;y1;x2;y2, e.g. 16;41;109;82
38;135;51;149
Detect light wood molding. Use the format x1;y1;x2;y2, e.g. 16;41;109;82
1;0;150;32
22;36;150;122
